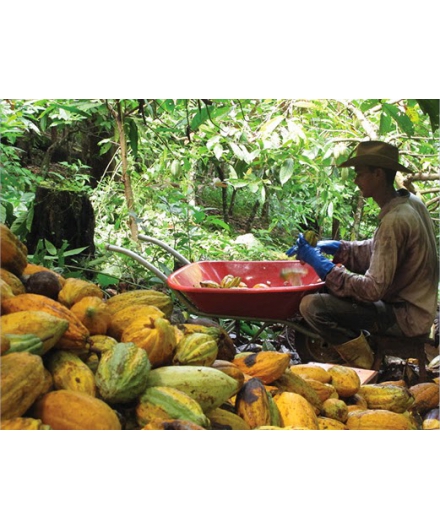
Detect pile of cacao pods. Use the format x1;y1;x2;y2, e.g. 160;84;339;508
1;223;439;430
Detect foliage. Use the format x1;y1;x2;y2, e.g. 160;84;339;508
1;98;438;288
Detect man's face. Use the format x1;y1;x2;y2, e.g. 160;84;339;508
353;165;379;198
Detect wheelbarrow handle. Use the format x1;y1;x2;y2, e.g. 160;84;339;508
105;244;169;284
138;235;191;266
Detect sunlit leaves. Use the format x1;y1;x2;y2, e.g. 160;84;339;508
382;103;415;136
279;158;294;185
258;115;284;138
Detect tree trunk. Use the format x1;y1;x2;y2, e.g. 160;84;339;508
106;100;138;242
26;186;96;262
352;195;364;240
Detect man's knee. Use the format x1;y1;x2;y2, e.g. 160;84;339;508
299;293;321;320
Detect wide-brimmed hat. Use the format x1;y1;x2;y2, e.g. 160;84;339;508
338;141;412;173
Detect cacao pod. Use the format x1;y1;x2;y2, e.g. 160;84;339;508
174;332;218;367
32;389;121;430
95;342;151;404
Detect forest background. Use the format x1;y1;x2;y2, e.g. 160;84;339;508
1;98;438;291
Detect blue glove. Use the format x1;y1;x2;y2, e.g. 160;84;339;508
285;243;298;257
317;240;341;256
286;239;341;257
295;234;335;280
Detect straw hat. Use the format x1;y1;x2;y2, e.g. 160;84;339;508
339;141;412;173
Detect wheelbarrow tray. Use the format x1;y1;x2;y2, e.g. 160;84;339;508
167;260;324;321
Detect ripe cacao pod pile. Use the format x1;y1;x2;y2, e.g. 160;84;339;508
1;223;439;430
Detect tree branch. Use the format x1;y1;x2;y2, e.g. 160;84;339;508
345;101;378;139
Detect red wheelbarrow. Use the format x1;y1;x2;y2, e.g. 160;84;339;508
105;235;342;363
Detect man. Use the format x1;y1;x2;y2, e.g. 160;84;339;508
286;140;439;369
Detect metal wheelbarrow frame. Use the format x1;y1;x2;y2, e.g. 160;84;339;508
105;235;342;363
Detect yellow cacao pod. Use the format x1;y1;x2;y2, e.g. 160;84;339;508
121;316;177;368
1;417;52;430
321;398;349;423
327;365;361;398
207;407;251;430
22;263;66;286
409;382;439;414
273;391;319;429
232;351;291;384
58;278;103;308
141;418;206;430
32;389;121;430
106;289;173;318
0;310;69;355
0;224;28;277
70;296;111;336
272;370;322;414
107;304;165;340
46;350;97;397
0;268;26;295
211;359;245;390
1;293;90;351
289;364;332;384
1;352;46;420
89;335;118;357
234;377;272;429
317;417;349;430
0;278;15;304
303;379;337;403
357;384;415;413
346;409;416;430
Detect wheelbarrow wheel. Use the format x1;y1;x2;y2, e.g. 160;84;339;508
294;330;342;364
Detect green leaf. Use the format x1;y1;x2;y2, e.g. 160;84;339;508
56;104;91;118
206;217;230;231
213;143;223;160
229;142;245;160
279;158;294;185
190;107;210;131
383;103;414;136
44;239;58;256
416;99;439;132
259;115;284;138
193;210;206;223
62;246;89;257
96;273;118;288
379;111;392;135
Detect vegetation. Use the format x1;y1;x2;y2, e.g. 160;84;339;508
1;98;438;291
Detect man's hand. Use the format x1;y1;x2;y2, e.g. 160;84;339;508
316;240;341;256
286;238;341;257
295;234;335;280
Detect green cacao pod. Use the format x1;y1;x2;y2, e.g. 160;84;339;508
174;332;218;367
95;342;151;404
2;333;45;356
136;385;211;429
145;365;241;413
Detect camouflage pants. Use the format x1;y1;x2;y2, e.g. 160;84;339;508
299;292;404;346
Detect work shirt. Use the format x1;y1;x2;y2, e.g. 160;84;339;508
325;189;439;337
